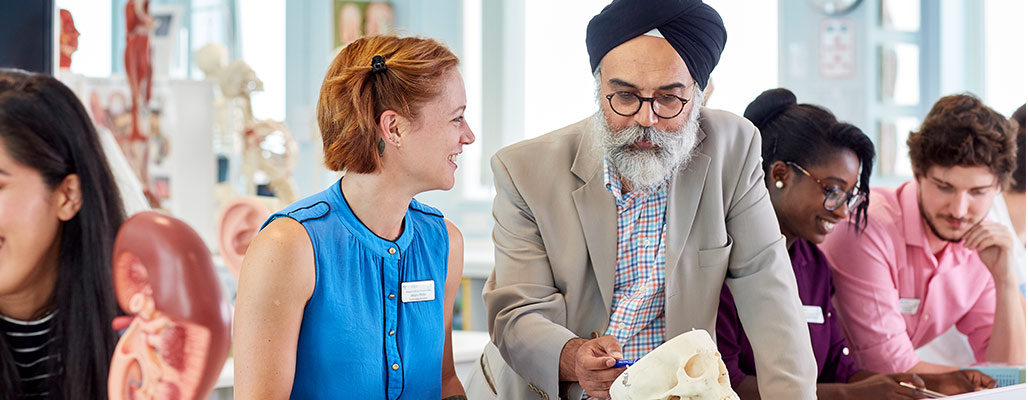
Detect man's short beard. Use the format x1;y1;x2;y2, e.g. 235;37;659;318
917;196;985;243
593;89;702;192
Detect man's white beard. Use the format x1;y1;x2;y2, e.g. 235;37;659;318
594;103;701;191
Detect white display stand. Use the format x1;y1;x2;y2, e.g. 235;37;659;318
154;79;217;247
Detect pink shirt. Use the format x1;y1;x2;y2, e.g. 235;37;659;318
820;181;995;373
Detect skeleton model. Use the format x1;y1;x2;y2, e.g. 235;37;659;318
195;44;298;204
609;330;739;400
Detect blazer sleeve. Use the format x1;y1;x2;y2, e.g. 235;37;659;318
716;283;750;388
722;126;819;399
482;153;578;398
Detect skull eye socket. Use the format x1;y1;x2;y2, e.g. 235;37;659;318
684;353;709;378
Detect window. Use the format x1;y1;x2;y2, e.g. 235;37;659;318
56;0;113;77
238;0;286;121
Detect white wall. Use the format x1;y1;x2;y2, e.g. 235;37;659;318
239;0;286;121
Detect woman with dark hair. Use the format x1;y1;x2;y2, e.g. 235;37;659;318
715;88;993;399
1000;104;1026;290
0;69;125;398
234;35;474;399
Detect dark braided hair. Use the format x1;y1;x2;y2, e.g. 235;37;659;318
744;88;876;232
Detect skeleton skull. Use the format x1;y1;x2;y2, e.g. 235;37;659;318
609;329;738;400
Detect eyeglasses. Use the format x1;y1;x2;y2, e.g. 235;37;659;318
786;161;866;211
604;91;690;119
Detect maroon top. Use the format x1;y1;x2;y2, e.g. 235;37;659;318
717;238;860;387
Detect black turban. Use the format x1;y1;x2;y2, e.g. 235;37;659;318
586;0;726;91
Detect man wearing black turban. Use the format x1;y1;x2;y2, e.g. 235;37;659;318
466;1;818;399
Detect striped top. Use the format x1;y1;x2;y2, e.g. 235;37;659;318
1;311;58;398
601;159;669;363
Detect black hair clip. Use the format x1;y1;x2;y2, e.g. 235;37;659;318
371;55;387;74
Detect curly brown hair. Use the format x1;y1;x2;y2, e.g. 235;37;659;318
317;35;458;173
907;93;1017;187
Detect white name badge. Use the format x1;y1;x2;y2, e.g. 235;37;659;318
899;298;921;315
401;280;436;303
803;305;825;324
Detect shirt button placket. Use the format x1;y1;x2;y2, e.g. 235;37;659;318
384;247;402;398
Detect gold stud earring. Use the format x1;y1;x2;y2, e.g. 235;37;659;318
774;181;784;189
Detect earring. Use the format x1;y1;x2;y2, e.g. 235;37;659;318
378;138;385;156
774;181;784;189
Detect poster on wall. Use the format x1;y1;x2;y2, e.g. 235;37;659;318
333;1;394;52
818;18;856;79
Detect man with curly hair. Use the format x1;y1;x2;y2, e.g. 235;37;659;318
821;94;1026;378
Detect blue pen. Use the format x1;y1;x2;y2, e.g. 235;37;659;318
613;359;636;368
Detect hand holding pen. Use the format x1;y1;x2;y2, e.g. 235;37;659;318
899;381;946;399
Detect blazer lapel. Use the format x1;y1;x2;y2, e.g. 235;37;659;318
571;129;617;312
666;126;710;278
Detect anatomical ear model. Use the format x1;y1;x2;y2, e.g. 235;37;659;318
609;330;738;400
216;197;272;280
109;211;232;400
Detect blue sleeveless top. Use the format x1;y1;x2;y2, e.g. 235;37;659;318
262;180;448;399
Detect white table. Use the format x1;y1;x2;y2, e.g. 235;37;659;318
943;384;1026;399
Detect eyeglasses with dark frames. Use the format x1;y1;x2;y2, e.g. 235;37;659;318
604;91;690;119
786;161;865;211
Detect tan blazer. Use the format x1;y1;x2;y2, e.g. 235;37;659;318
464;109;817;400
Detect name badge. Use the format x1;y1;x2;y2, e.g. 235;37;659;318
899;298;921;314
803;305;825;324
401;280;436;303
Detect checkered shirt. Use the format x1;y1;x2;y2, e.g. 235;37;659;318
600;159;669;366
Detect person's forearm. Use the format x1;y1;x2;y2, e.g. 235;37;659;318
986;278;1027;363
847;370;875;383
908;361;958;374
441;373;465;398
734;375;761;400
559;338;586;381
815;383;849;400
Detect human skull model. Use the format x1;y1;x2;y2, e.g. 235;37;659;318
609;329;738;400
